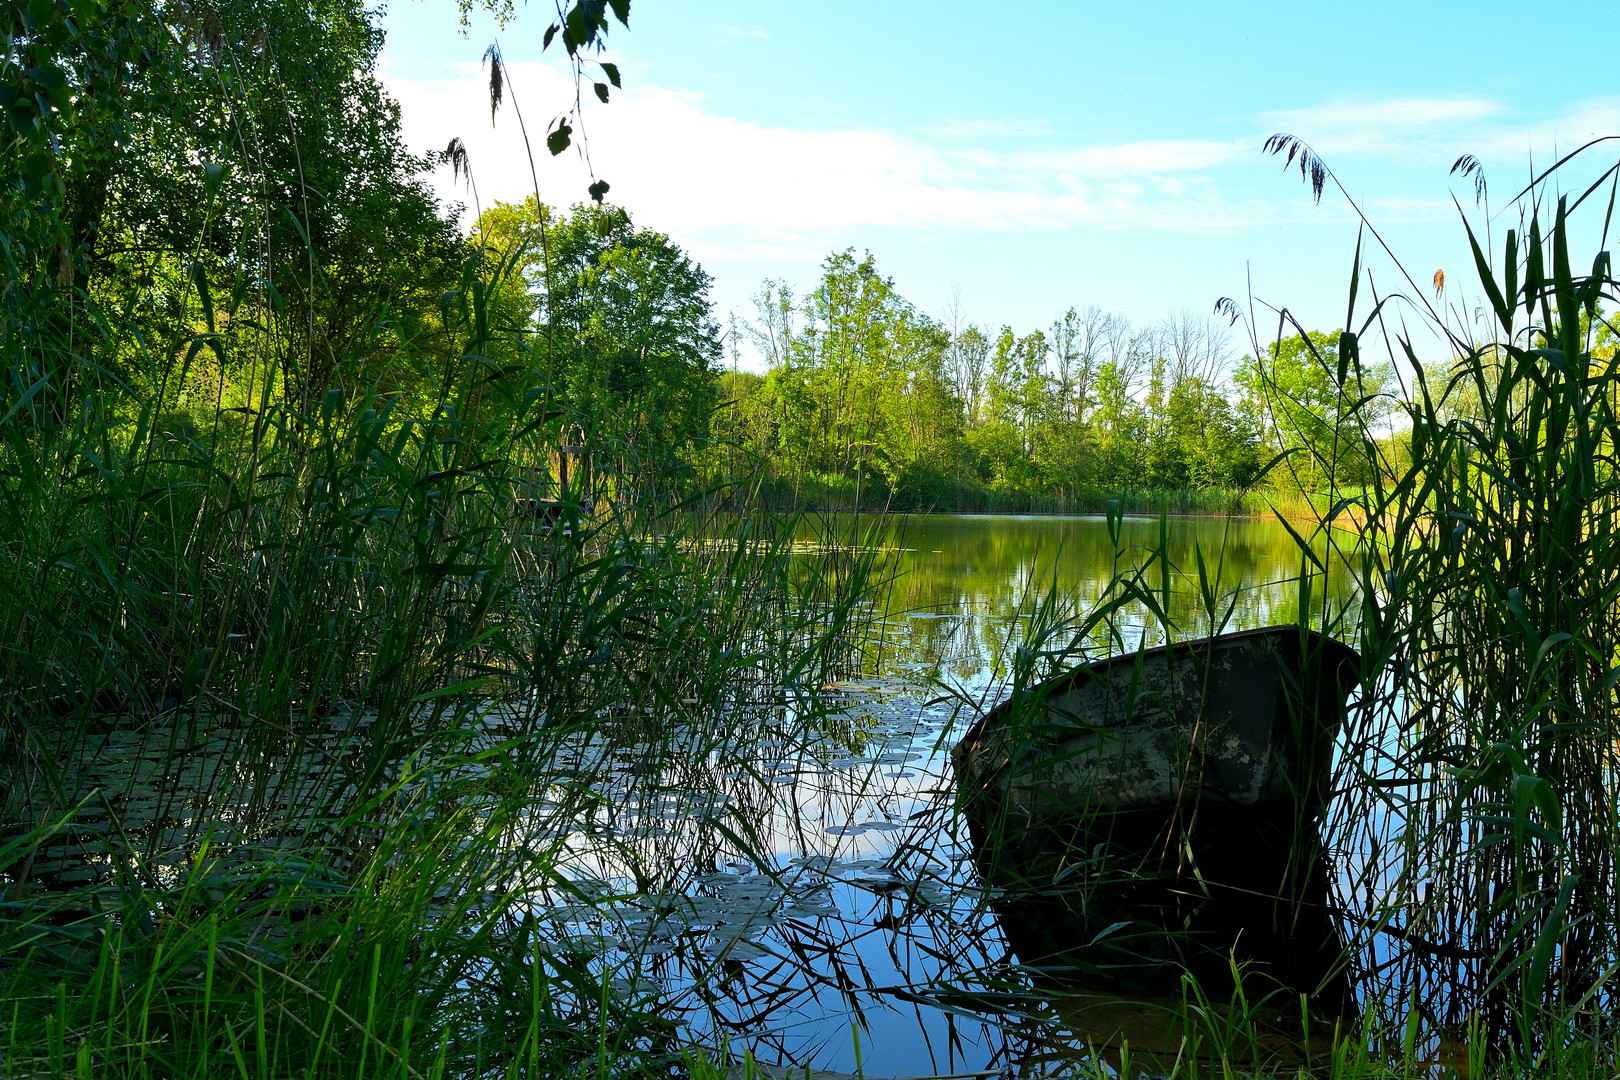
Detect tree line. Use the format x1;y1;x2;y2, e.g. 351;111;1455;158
448;211;1394;510
1;0;1384;517
710;251;1390;510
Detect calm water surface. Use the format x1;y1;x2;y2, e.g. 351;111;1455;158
531;514;1363;1078
850;513;1358;694
31;514;1376;1077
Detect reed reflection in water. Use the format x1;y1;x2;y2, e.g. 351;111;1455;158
14;513;1367;1078
818;513;1361;696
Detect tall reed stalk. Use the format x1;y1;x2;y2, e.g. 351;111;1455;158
0;13;878;1076
1255;138;1620;1060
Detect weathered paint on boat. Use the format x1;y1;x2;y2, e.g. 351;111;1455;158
952;624;1361;998
952;624;1360;822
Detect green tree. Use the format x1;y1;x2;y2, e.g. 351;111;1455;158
1089;357;1147;487
1163;375;1262;488
3;0;466;431
748;251;960;506
1235;329;1391;490
946;324;990;425
544;204;721;477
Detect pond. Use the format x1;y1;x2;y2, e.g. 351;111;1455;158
843;512;1358;695
522;512;1364;1078
19;512;1366;1078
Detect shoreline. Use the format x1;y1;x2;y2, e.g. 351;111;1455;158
724;500;1339;524
712;482;1334;522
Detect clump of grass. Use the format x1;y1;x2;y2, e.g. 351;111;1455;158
1;5;895;1072
0;169;881;1080
1250;138;1620;1064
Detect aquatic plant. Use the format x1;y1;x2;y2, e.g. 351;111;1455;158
0;8;879;1078
1254;136;1620;1063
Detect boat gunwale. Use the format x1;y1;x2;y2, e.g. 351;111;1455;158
951;623;1361;777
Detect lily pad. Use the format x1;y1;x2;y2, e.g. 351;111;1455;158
702;938;769;961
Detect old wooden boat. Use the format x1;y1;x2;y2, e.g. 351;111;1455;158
953;624;1360;996
954;624;1359;822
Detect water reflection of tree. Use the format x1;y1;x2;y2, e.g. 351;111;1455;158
844;516;1358;690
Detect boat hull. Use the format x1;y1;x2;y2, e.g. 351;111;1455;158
953;625;1359;996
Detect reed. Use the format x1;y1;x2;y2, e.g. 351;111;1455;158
1252;139;1620;1064
0;165;883;1080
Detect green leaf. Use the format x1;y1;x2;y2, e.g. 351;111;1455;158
189;260;216;335
410;677;499;704
607;0;630;24
1505;586;1537;646
593;81;609;104
599;61;621;88
1523;873;1576;1022
1512;772;1555;841
1248;446;1301;487
228;267;248;318
1527;631;1572;686
1552;197;1581;359
1462;208;1512;333
1524;214;1545;323
543;23;557;49
587;179;610;203
0;373;52;429
1583;251;1610;316
203;160;228;201
1504;229;1518;318
547;119;572;156
1344;227;1362;334
562;1;599;53
1272;510;1326;573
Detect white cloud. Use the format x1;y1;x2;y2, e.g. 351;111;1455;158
1014;139;1247;177
1360;195;1462;223
926;117;1055;140
1258;96;1506;163
380;60;1275;262
1259;95;1620;180
380;60;1620;277
1461;98;1620;171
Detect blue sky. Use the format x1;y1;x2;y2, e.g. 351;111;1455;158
379;0;1620;369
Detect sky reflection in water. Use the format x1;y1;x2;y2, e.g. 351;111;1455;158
536;514;1360;1078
